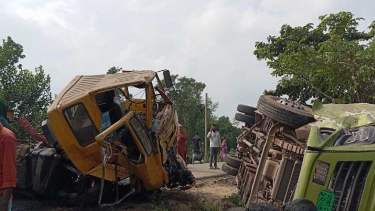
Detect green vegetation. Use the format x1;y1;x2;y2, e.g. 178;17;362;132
225;194;241;206
0;36;52;139
255;11;375;104
165;74;240;157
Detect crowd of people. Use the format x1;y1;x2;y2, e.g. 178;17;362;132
176;124;228;168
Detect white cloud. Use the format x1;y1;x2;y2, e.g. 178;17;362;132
0;0;374;119
9;1;75;28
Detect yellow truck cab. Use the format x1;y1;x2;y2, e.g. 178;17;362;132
16;70;195;206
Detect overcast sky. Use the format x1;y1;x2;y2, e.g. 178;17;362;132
1;0;374;119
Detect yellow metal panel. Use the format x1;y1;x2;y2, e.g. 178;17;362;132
50;71;156;109
48;97;100;173
86;163;129;182
125;99;146;114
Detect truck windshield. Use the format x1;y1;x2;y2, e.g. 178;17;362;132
130;115;153;156
64;103;98;146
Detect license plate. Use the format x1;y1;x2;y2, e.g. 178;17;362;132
316;190;334;211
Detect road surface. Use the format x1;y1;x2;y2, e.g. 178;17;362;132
189;161;227;180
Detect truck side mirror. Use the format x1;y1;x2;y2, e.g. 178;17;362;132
163;70;173;88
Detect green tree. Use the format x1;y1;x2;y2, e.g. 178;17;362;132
0;36;52;139
163;75;216;153
254;11;375;104
107;66;122;74
167;76;209;138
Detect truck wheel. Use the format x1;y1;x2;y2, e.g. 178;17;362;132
237;104;256;116
235;113;255;125
257;95;315;129
224;155;242;169
222;163;239;176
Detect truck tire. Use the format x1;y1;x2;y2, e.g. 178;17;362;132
235;113;255;125
257;95;315;129
237;104;256;116
222;163;239;176
224;155;242;169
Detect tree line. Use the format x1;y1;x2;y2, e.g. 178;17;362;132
255;11;375;104
2;11;375;144
0;38;241;150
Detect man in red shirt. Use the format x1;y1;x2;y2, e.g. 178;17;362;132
177;124;188;164
0;122;17;211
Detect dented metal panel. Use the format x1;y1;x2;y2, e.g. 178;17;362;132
52;70;156;107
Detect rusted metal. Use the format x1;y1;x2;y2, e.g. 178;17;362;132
269;149;282;160
281;132;305;148
263;159;279;180
248;123;281;205
232;99;314;210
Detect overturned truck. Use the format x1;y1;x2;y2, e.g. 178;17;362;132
223;95;375;211
15;70;195;206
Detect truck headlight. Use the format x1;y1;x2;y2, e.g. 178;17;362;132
313;160;330;186
334;126;375;146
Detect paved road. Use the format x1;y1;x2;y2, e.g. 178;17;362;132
188;161;227;180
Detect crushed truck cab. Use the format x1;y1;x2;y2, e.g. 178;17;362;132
15;70;195;206
294;103;375;211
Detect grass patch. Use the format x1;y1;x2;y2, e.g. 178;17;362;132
151;201;168;211
224;193;241;206
206;203;220;211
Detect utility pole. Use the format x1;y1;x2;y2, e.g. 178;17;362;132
204;93;208;162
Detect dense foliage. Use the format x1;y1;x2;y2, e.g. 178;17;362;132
0;36;52;139
254;11;375;104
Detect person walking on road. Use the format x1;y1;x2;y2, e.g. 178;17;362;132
207;124;221;169
177;124;188;164
0;121;17;211
191;132;202;164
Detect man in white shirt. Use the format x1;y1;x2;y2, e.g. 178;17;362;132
207;124;221;169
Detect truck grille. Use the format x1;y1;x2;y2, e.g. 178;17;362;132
328;161;372;211
271;158;302;203
284;160;301;202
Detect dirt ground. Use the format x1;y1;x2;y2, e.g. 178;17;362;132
13;177;241;211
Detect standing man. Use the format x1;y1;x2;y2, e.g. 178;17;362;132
191;132;202;164
0;121;17;211
207;124;221;169
177;124;188;164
